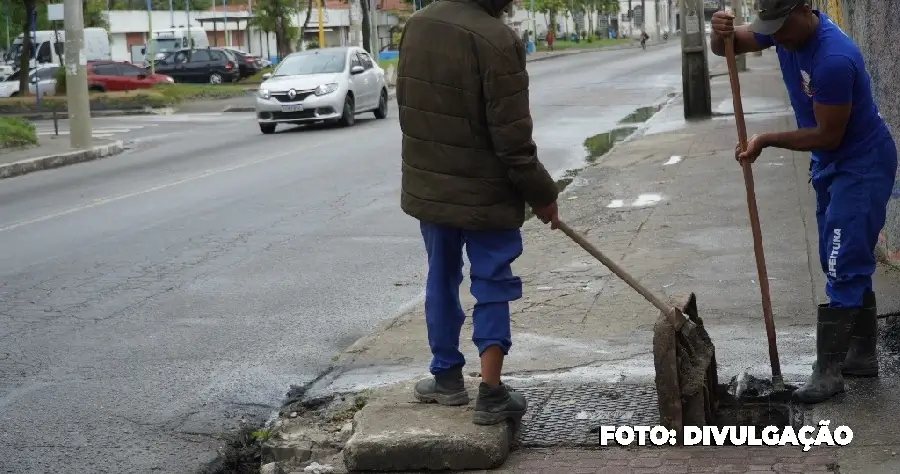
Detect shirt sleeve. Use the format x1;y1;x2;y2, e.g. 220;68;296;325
811;54;856;105
752;33;775;47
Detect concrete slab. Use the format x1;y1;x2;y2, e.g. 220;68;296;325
342;378;513;471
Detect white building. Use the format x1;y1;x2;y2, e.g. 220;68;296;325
105;6;400;64
507;0;679;42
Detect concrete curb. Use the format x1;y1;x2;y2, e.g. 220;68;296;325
526;41;669;62
0;140;125;179
223;88;398;113
1;107;175;121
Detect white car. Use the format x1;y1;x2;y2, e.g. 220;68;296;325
0;65;60;98
255;46;388;134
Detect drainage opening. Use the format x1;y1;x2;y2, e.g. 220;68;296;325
618;104;663;124
710;383;807;446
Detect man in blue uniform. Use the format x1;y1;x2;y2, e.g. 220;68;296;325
709;0;897;403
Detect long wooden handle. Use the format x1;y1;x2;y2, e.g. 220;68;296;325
557;221;670;314
724;35;783;387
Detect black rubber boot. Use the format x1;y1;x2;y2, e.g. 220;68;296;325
793;305;857;404
413;366;470;406
472;382;527;427
843;290;879;377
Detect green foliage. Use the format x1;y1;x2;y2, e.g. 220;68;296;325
54;66;66;95
248;0;298;59
0;117;38;149
0;84;247;114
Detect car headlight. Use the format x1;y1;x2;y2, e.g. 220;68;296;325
314;83;338;96
258;88;270;99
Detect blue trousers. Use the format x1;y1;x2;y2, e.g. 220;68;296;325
813;139;898;308
419;221;523;375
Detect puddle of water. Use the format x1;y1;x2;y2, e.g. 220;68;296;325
584;127;637;163
618;104;664;124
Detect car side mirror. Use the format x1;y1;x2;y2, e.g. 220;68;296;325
261;72;272;80
351;65;364;75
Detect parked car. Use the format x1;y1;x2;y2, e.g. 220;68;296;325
255;46;388;134
0;64;60;98
86;60;174;92
223;47;262;79
153;47;241;84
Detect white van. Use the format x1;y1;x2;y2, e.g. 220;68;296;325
141;27;210;65
2;28;112;70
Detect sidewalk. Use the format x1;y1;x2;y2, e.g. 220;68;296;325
271;51;900;473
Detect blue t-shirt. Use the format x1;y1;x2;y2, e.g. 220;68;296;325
752;11;890;166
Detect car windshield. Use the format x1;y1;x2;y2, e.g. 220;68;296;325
4;69;22;82
148;38;180;54
5;43;24;62
273;51;346;77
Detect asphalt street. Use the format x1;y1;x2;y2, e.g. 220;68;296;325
0;42;683;473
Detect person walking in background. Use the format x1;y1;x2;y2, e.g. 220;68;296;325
546;30;554;51
709;0;898;404
395;0;561;426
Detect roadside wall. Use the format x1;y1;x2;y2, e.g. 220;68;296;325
817;0;900;264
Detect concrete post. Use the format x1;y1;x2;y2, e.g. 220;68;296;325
680;0;711;118
63;0;92;150
732;0;747;70
751;0;763;56
349;0;363;48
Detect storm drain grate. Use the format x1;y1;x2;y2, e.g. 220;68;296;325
514;384;660;447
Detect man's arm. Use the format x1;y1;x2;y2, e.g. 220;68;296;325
710;25;771;57
483;43;559;208
761;55;855;152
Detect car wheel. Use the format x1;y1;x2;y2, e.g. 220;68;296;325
338;95;355;127
374;89;388;119
259;123;276;134
209;73;224;84
89;86;105;93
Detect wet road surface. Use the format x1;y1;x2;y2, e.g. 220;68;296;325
0;42;684;473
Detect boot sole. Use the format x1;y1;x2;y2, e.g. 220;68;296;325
792;388;845;404
842;368;879;377
413;389;470;406
472;409;526;427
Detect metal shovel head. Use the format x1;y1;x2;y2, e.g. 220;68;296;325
653;292;719;431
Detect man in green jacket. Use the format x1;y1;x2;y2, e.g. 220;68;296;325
397;0;560;426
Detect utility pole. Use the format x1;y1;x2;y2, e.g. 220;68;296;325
732;0;746;70
146;0;155;74
317;0;325;46
63;0;92;149
679;0;711;118
169;0;175;27
186;0;192;48
349;0;363;48
223;0;229;47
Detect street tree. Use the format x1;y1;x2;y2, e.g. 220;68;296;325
534;0;565;38
248;0;298;59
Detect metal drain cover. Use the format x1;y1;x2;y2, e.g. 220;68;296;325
516;384;660;447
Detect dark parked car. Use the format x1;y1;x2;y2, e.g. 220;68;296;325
152;47;241;84
224;47;262;79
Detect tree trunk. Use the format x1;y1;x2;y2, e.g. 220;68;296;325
302;0;313;47
20;0;36;95
361;0;371;52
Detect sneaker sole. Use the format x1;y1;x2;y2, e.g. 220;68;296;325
791;388;845;404
413;389;470;406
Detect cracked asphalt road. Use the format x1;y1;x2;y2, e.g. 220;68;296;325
0;42;683;473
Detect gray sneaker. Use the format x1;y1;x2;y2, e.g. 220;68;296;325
472;382;527;428
413;366;470;406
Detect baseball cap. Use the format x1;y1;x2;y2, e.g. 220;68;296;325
748;0;806;35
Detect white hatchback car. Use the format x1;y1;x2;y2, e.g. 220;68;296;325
255;47;388;134
0;64;60;98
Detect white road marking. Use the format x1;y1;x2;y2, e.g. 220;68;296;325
0;140;331;234
664;155;682;165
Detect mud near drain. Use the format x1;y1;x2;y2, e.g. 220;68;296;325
584;127;637;163
618;104;664;124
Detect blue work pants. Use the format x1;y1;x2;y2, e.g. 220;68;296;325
419;221;523;375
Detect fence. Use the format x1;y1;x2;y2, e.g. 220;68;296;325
813;0;900;264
